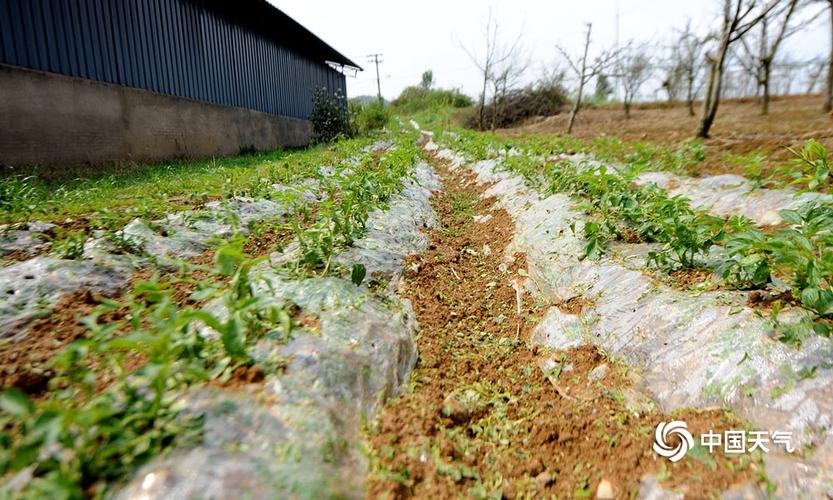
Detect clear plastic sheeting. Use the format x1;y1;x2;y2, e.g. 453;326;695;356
116;191;319;262
553;152;833;226
0;257;131;338
114;162;440;499
0;221;56;258
634;172;832;226
1;182;324;337
0;232;46;258
116;279;418;499
336;162;440;283
432;142;833;498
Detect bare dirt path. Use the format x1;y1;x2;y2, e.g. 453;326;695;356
365;155;764;498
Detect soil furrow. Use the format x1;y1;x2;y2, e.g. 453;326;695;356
366;155;765;498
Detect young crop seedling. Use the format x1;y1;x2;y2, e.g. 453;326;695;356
438;128;833;344
0;128;425;497
786;139;831;193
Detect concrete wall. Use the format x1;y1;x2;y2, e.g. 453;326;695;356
0;64;313;174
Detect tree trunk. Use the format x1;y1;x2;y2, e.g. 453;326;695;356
566;82;584;135
755;18;766;106
491;87;498;132
696;59;719;138
566;25;592;135
686;73;695;117
478;74;488;129
826;3;833;113
696;34;729;138
761;59;771;115
624;98;631;118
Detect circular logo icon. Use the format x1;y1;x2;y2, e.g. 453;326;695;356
653;421;694;462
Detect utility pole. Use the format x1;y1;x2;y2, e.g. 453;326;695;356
367;53;383;102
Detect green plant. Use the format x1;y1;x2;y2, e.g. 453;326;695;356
771;204;833;317
674;139;705;165
0;176;40;216
106;229;144;255
441;129;833;344
717;230;773;289
53;231;88;260
1;234;301;496
392;86;473;114
311;87;350;143
786;139;830;192
351;100;391;133
351;264;367;286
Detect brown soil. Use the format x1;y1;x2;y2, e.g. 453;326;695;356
663;267;719;291
366;156;763;498
1;249;39;263
245;226;293;257
0;290;125;396
618;227;644;244
244;223;295;257
556;296;595;315
211;364;267;390
747;289;797;311
1;250;222;398
503;94;833;177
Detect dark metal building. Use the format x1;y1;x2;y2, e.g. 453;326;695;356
0;0;359;119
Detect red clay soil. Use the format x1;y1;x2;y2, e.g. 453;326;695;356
365;157;764;498
502;94;833;176
555;296;596;315
0;250;223;398
662;267;719;292
244;224;294;257
0;290;118;396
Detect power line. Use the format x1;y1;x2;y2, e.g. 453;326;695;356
367;53;384;102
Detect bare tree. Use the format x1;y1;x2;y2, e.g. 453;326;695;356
737;0;810;114
489;54;528;130
805;56;827;93
670;21;707;116
660;45;685;103
621;46;652;118
458;9;523;130
696;0;779;138
556;23;622;134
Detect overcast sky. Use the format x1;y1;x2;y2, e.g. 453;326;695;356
270;0;828;100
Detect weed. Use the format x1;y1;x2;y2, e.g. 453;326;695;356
786;139;831;192
52;231;88;260
440;129;833;343
0;176;40;216
0;130;424;496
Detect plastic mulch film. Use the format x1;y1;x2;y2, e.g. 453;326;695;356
113;162;441;499
635;171;832;226
433;143;833;499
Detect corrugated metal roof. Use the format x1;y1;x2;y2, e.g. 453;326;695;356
198;0;361;71
246;0;361;70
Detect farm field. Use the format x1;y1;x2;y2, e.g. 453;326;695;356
3;110;833;498
6;0;833;498
502;94;833;178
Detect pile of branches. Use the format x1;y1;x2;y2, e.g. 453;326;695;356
465;82;568;130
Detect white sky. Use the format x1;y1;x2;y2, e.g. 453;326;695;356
269;0;829;100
